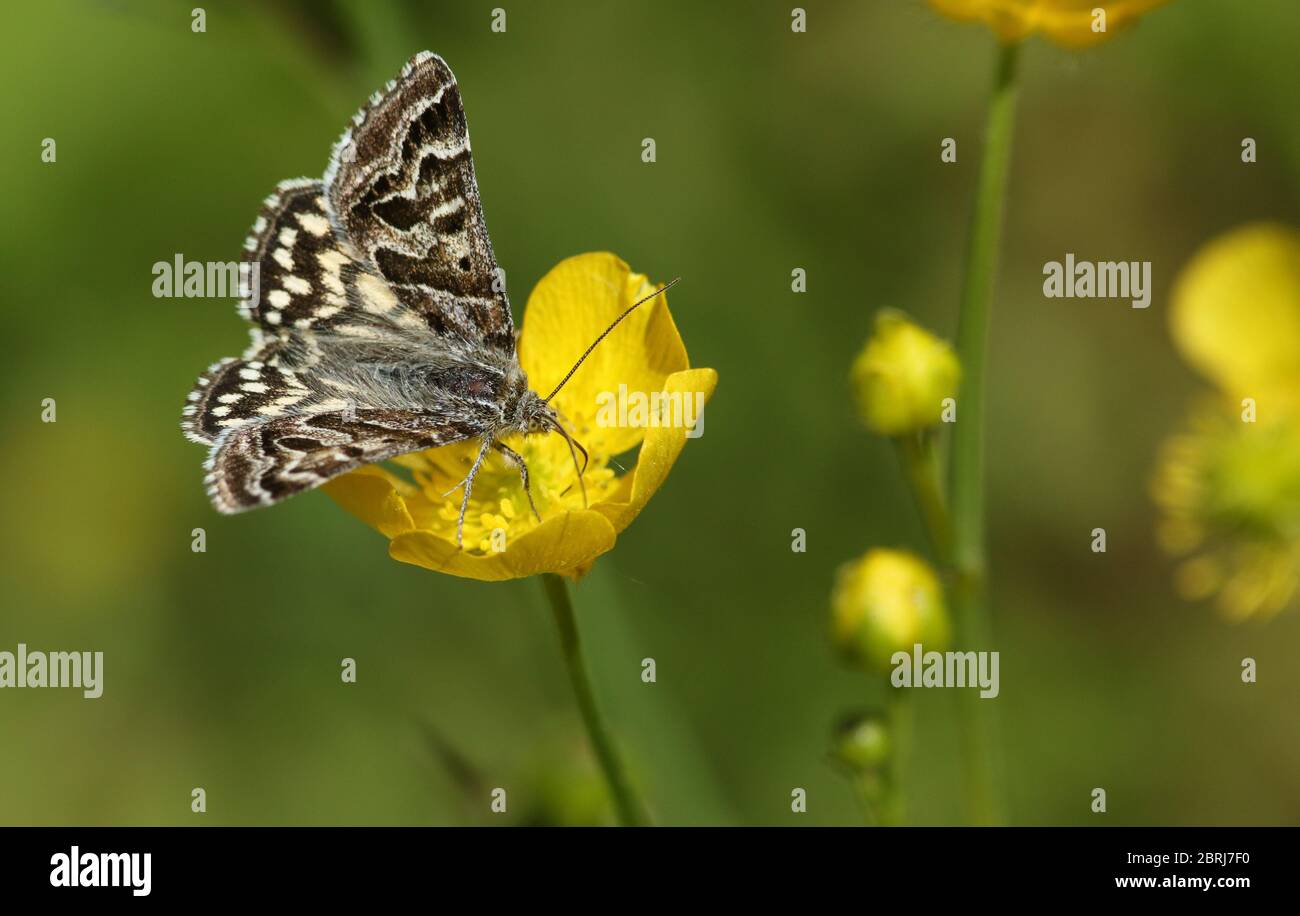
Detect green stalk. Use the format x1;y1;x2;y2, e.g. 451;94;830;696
881;692;914;826
540;573;651;826
895;432;953;565
949;41;1021;826
851;779;881;826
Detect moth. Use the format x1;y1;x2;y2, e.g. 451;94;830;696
181;51;672;545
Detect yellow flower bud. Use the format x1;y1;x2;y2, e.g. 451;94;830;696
831;548;951;672
850;310;960;437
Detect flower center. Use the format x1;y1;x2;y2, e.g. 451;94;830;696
396;433;619;555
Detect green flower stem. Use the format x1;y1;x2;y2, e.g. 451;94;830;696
882;692;914;826
949;41;1021;826
851;778;881;826
895;431;953;565
540;573;651;827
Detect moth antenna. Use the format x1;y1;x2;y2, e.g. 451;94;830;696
548;416;589;507
543;277;680;404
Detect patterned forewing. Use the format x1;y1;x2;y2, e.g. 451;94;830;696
325;52;516;355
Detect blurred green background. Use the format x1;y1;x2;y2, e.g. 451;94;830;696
2;0;1297;826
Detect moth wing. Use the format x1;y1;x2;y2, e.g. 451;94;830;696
237;176;429;339
181;342;328;447
236;179;358;333
203;407;486;513
324;51;516;357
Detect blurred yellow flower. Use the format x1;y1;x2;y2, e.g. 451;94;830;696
1153;402;1300;620
1170;223;1300;411
831;548;951;672
850;309;960;437
1155;223;1300;619
324;253;717;582
929;0;1170;48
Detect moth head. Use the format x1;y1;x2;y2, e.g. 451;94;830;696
518;389;558;435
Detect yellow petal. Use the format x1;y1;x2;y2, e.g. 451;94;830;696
591;368;717;534
929;0;1169;48
322;465;416;538
518;252;689;457
1170;223;1300;400
388;509;617;582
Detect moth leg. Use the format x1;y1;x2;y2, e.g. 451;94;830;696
456;438;494;549
494;442;541;523
440;458;481;500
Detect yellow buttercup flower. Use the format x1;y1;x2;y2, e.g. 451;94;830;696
929;0;1170;47
850;310;960;437
1155;223;1300;619
324;252;717;582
